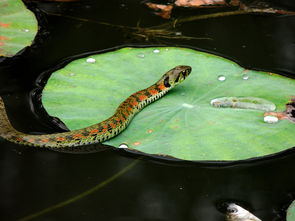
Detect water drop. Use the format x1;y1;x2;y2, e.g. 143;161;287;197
119;143;129;148
175;32;182;36
165;48;169;51
217;75;226;81
86;58;96;63
137;54;145;58
211;96;276;111
153;49;160;54
69;73;75;76
242;74;249;80
182;103;194;108
23;29;29;32
264;115;279;124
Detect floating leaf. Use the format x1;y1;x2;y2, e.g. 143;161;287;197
42;47;295;161
0;0;38;57
287;200;295;221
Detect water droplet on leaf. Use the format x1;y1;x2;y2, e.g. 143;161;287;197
119;143;129;148
242;74;249;80
264;115;279;124
153;49;160;54
137;54;145;58
218;75;226;81
86;58;96;63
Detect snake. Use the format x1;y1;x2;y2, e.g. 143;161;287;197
0;65;192;152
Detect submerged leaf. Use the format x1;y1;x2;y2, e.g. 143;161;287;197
42;47;295;161
0;0;38;57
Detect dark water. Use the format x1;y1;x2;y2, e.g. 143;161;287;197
0;0;295;220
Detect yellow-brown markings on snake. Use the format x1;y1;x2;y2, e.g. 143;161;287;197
0;65;191;152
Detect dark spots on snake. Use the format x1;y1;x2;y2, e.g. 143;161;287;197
175;74;180;83
164;77;171;87
112;119;118;125
82;132;89;136
107;124;113;133
155;86;162;93
128;103;133;109
49;137;57;142
133;95;141;103
144;91;152;98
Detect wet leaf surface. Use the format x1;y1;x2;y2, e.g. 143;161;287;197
287;200;295;221
0;0;38;57
42;47;295;161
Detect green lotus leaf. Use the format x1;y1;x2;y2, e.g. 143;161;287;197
287;201;295;221
0;0;38;57
42;47;295;161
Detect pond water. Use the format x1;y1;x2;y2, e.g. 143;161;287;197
0;0;295;220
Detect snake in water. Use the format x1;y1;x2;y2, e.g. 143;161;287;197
0;65;192;152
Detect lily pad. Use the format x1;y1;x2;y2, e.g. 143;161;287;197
42;47;295;161
0;0;38;57
287;201;295;221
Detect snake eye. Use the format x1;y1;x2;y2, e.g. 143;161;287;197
227;208;238;214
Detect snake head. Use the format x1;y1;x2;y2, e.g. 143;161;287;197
160;65;192;88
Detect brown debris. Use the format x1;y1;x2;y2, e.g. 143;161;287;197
230;0;240;6
147;129;154;133
145;3;173;19
264;111;288;120
285;98;295;123
175;0;227;7
264;98;295;123
145;0;295;19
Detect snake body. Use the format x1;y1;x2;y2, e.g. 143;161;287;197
0;65;191;152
